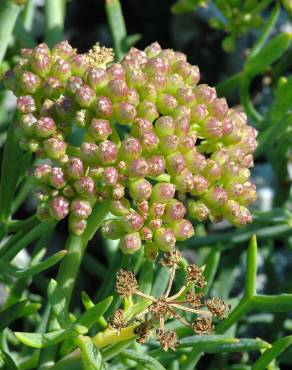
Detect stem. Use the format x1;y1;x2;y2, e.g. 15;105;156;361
93;325;137;349
245;235;258;298
0;0;21;64
45;0;64;47
239;76;263;125
105;0;127;60
216;72;242;97
4;214;39;233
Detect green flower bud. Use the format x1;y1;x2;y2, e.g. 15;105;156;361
19;113;37;136
151;183;176;203
52;40;75;59
144;241;158;260
51;59;71;82
80;142;99;166
122;211;144;232
34;117;56;138
20;71;41;94
119;137;142;161
70;198;92;219
188;200;210;221
43;137;67;160
129;178;152;201
87;67;108;91
141;132;159;154
174;169;194;193
159;134;179;155
191;175;209;196
171;219;194;241
138;83;157;102
166;152;186;176
154;227;176;252
69;216;87;236
37;202;54;222
89;118;112;141
107;79;129;101
109;198;131;216
49;196;69;220
156;93;178;115
113;102;137;124
43;77;64;99
204;186;228;208
130;118;153;137
164;199;186;223
154;116;175;138
137;100;159;122
102;219;125;239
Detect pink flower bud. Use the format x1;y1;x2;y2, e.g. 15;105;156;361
49;167;66;189
131;118;153;137
125;68;147;88
69;216;87;235
20;71;41;94
191;175;209;195
208;98;228;120
120;232;142;254
98;140;118;165
119;137;142;160
141;132;159;154
211;148;229;165
87;67;108;91
154;116;175;138
166;152;186;175
202;159;221;181
43;77;64;99
221;162;240;183
109;198;131;216
148;155;165;177
204;186;228;208
33;164;52;183
137;200;149;216
102;219;125;239
50;196;69;220
122;211;144;232
107;63;125;80
138;83;157;102
145;56;169;75
178;134;196;153
172;105;191;121
159;134;179;155
144;42;162;58
51;59;71;82
174;117;190;136
154;227;176;252
102;166;119;186
127;158;149;178
137;100;159;122
149;203;166;219
30;53;52;78
113;102;137;124
175;87;196;105
69;54;89;76
107;79;129;101
95;96;113;119
52;40;75;59
74;176;95;198
140;226;153;241
174;169;194;193
194;84;216;103
171;219;194;241
66;76;83;96
43;137;67;160
185;150;207;173
111;183;125;199
190;104;208;123
129;178;152;201
34;117;56;138
185;65;200;86
70;198;92;219
164;199;186;222
19;113;37;136
89;118;112;141
151;183;176;203
201;117;223;138
149;219;163;230
188;200;210;221
75;84;96;108
17;95;36;114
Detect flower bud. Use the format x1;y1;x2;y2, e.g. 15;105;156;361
127;158;149;178
109;198;131;216
74;176;95;198
66;157;85;180
172;105;191;121
102;166;119;186
43;77;64;99
154;116;175;138
185;149;207;173
185;65;200;86
188;200;210;221
190;104;208;123
174;169;194;193
95;96;113;119
171;219;194;241
20;71;41;94
137;200;149;216
191;175;209;195
3;69;17;92
52;40;75;59
70;54;89;76
178;134;196;153
98;140;118;165
131;118;153;137
37;202;54;222
49;167;66;189
70;198;92;219
107;79;129;101
204;187;228;208
164;199;186;222
122;211;144;232
56;96;74;119
125;68;147;88
113;102;137;124
43;138;67;160
80;142;99;165
159;135;179;155
154;227;176;252
151;183;176;203
149;218;163;230
66;76;83;96
140;226;153;241
119;137;141;161
30;53;52;78
149;203;165;219
107;63;125;80
144;241;159;260
194;84;216;103
33;164;52;183
69;216;87;236
166;152;186;175
175;87;196;106
208;98;228;120
111;183;125;199
51;59;71;82
174;117;190;136
201;117;223;138
19;113;37;136
202;159;221;181
127;88;140;106
87;67;108;91
17;95;36;114
145;56;169;75
148;155;165;177
137;100;159;122
62;185;75;198
49;196;69;220
120;232;142;254
75;85;96;108
102;219;125;239
89;118;112;141
156;93;178;115
138;83;157;102
141;132;159;154
165;73;184;94
211;148;229;165
34;117;56;138
129;178;152;201
144;42;162;58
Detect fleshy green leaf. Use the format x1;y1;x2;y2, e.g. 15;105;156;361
0;300;27;332
244;33;292;77
122;349;166;370
0;350;18;370
48;279;71;328
77;296;113;330
252;335;292;370
76;336;107;370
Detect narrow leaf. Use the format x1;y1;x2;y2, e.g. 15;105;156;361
122;349;166;370
76;336;107;370
0;350;18;370
77;296;113;330
48;279;71;328
0;300;27;331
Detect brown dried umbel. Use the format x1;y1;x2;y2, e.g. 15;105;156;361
109;251;230;351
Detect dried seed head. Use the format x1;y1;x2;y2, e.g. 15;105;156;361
185;291;203;308
156;330;179;351
160;251;181;267
115;269;138;297
186;264;206;288
193;315;214;335
108;309;126;334
205;297;231;319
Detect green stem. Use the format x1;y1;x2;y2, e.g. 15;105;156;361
22;0;36;32
4;214;39;233
215;72;242;97
0;0;21;64
105;0;127;60
45;0;64;47
245;235;258;298
239;76;263;124
216;298;251;334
